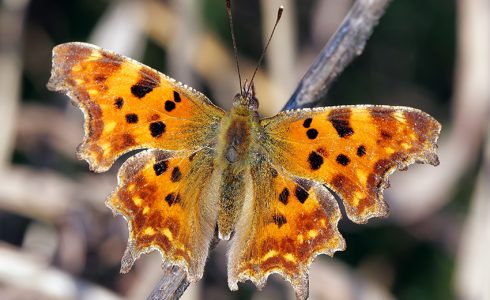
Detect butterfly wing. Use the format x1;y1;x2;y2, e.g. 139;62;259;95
260;105;441;223
228;105;440;298
48;43;224;280
47;42;224;172
107;148;219;281
227;158;345;299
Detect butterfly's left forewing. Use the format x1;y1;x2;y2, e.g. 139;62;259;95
260;105;441;223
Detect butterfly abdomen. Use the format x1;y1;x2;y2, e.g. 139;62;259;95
215;104;260;239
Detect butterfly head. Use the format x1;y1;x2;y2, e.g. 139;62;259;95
233;79;258;111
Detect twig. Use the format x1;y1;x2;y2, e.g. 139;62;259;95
146;236;219;300
454;0;490;298
0;166;114;222
168;0;202;89
0;0;29;168
387;0;490;224
0;244;122;300
260;0;298;113
282;0;392;110
456;110;490;300
146;266;190;300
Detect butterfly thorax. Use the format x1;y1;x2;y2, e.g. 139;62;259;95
215;90;261;240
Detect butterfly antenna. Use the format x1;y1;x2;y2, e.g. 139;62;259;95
226;0;243;94
247;5;283;94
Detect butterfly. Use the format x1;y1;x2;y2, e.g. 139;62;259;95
47;42;440;299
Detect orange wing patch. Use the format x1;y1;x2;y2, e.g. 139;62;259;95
106;149;218;281
261;105;440;223
47;43;224;172
228;159;345;299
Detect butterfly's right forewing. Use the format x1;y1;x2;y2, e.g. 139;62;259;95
48;42;226;282
47;42;224;172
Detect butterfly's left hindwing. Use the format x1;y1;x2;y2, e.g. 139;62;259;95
47;42;224;172
260;105;441;223
228;158;345;299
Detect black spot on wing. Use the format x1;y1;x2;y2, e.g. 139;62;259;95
173;91;181;102
153;160;168;176
303;118;312;128
165;100;176;112
125;113;138;124
295;185;309;204
131;68;160;98
131;84;154;98
114;97;124;109
171;167;182;182
165;193;181;206
357;145;366;157
328;109;354;138
336;154;350;166
279;188;289;205
272;214;287;227
149;121;166;138
306;128;318;139
308;151;324;170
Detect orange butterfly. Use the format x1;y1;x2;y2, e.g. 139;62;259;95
47;42;440;299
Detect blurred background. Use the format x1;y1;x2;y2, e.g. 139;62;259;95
1;0;489;299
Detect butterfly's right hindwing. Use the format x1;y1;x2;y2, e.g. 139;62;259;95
107;148;219;281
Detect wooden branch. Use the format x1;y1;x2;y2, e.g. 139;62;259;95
0;0;29;168
0;166;114;222
146;266;190;300
282;0;392;110
387;0;490;224
146;236;220;300
454;0;490;298
0;244;122;300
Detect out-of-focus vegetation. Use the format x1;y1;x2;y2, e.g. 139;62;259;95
1;0;489;299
